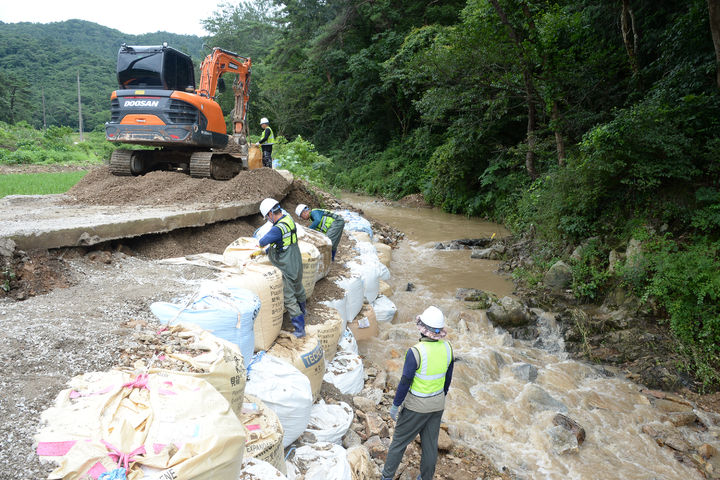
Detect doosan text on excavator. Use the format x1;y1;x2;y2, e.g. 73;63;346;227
105;43;251;180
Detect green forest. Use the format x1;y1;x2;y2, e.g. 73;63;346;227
1;1;720;387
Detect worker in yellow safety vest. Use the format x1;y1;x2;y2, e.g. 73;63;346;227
294;203;345;261
255;198;306;337
255;117;274;168
381;306;454;480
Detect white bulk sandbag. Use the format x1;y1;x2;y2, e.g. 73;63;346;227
337;328;359;355
131;325;248;419
305;400;354;444
347;304;379;342
286;442;352;480
347;259;381;303
246;353;313;448
299;241;320;298
224;237;262;267
240;456;288;479
241;394;286;474
374;243;392;267
322;276;364;325
254;221;274;240
35;370;245;480
323;351;365;395
267;332;325;401
350;231;372;244
353;240;378;258
150;281;260;368
222;264;284;351
336;210;373;238
372;295;397;323
299;227;333;281
305;308;344;362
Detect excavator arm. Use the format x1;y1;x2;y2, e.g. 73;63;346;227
197;48;252;137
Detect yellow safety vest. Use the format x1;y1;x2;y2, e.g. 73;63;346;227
261;126;275;145
312;209;336;234
409;340;453;398
274;214;297;251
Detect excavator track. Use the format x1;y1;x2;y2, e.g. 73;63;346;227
109;149;141;176
189;151;213;178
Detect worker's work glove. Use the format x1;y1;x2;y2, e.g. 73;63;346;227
250;249;265;259
389;404;399;421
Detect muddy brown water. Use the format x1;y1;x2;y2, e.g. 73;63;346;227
341;193;706;480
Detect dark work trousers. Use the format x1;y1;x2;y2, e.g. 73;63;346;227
381;408;444;480
261;146;273;168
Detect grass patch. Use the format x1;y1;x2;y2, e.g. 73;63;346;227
0;171;88;197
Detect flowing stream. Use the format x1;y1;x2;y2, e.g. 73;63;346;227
341;193;707;480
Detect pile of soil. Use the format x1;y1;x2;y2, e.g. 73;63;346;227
0;249;72;301
65;166;289;206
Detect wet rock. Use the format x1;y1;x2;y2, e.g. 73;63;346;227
405;282;415;291
438;428;453;451
543;260;572;291
373;369;388;390
512;363;538;383
456;288;498;309
486;296;532;328
547;425;579;454
699;443;718;459
0;238;16;257
354;396;377;413
343;428;363;449
523;384;568;413
552;413;586;446
365;412;390;438
608;249;622;273
470;246;503;260
667;412;700;427
654;398;694;414
361;387;385;405
364;435;388;460
86;250;112;264
434;238;494;250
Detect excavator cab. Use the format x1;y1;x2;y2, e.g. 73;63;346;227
116;44;195;91
105;44;251;179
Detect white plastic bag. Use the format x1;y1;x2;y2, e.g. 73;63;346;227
245;353;313;448
305;400;354;444
240;456;288;479
337;328;358;355
322;276;364;326
286;442;352;480
323;351;365;395
372;295;397;323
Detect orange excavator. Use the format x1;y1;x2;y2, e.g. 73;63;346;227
105;43;251;179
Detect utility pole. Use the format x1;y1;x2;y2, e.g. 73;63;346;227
41;87;47;130
77;72;84;142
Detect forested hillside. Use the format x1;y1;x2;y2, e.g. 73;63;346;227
202;0;720;387
0;20;203;129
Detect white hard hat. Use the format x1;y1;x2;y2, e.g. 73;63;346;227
295;204;308;217
260;198;279;218
260;117;269;125
418;306;445;329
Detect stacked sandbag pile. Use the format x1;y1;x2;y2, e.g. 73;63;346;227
267;332;326;401
35;370;246;479
299;226;333;281
150;280;260;367
222;263;285;351
115;324;248;417
241;394;286;473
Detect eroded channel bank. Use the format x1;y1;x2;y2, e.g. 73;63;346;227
343;193;718;480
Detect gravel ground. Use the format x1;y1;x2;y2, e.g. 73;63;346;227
0;252;220;478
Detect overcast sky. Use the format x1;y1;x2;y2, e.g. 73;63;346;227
0;0;225;36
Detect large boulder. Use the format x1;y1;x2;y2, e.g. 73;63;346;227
486;296;532;328
544;260;573;291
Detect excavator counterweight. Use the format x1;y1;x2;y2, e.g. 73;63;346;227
105;44;252;179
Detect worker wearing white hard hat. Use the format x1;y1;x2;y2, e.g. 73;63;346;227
381;306;454;480
294;203;345;261
254;197;307;337
255;117;274;168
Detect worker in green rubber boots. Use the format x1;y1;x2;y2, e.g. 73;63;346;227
256;198;307;337
294;203;345;261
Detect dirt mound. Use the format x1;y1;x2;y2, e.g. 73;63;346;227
0;250;73;301
65;166;289;206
